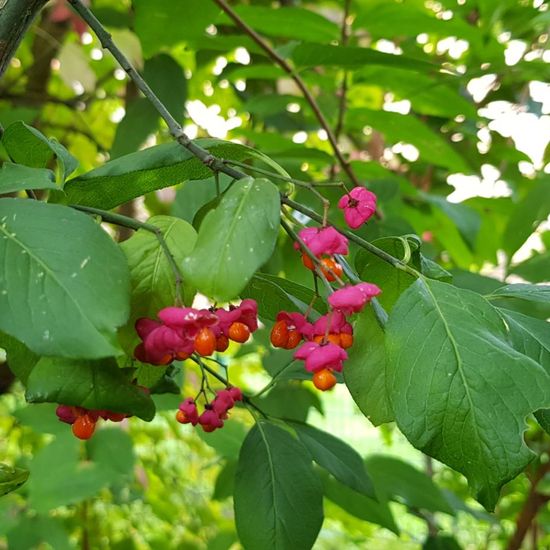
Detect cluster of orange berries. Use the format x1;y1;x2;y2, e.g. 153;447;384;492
134;300;258;365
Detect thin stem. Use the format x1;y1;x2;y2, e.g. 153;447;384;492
253;359;296;398
67;0;244;182
223;159;344;188
304;291;320;321
213;0;362;188
203;355;230;380
282;196;421;278
70;204;184;305
334;0;352;143
191;354;266;417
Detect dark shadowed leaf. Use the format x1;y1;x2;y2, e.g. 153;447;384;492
290;421;375;498
365;454;454;514
25;357;155;421
234;421;323;550
321;471;399;534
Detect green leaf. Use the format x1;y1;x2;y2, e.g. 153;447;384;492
110;99;160;159
354;1;481;46
450;270;502;295
499;309;550;434
346;108;470;173
86;428;135;479
213;460;237;501
2;121;78;182
241;273;325;321
321;472;399;534
0;464;29;496
354;66;477;118
0;163;57;194
487;284;550;304
424;195;481;250
502;309;550;367
27;433;115;512
134;0;220;56
220;6;339;42
510;251;550;283
292;43;437;73
503;179;550;258
0;332;39;384
25;357;155;421
172;176;230;224
421;256;453;283
364;455;454;514
355;236;419;311
253;382;323;422
110;54;187;158
65;139;277;210
344;307;394;426
430;205;474;268
0;199;130;359
147;364;181;395
181;178;280;302
58;42;97;93
121;215;197;326
197;420;248;460
7;516;72;550
423;535;463;550
234;421;323;550
535;409;550;435
386;278;550;510
143;53;187;123
13;403;66;435
290;422;375;498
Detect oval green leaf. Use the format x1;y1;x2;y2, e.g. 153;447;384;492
386;278;550;510
0;199;130;358
181;177;280;302
234;420;323;550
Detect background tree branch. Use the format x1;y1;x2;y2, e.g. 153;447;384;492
0;0;49;79
213;0;363;188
